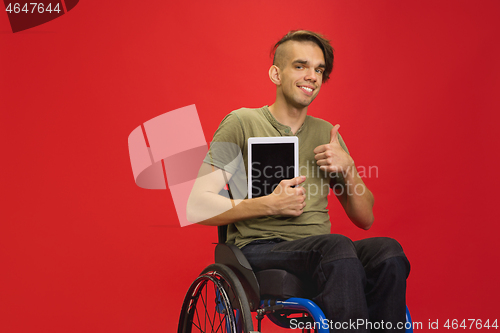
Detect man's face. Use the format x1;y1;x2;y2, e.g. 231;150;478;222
278;41;326;109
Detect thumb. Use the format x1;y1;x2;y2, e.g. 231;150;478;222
287;175;306;186
330;124;340;143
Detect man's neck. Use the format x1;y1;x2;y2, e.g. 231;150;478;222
268;101;308;135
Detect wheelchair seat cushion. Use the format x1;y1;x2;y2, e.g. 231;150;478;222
256;269;313;299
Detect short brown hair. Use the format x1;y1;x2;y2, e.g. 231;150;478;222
271;30;334;83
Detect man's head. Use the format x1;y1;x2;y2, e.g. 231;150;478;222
269;30;334;110
272;30;334;83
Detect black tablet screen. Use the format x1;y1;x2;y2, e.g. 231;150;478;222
250;143;295;198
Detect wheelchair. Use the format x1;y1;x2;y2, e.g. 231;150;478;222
178;225;413;333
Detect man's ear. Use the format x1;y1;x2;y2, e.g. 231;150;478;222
269;65;281;85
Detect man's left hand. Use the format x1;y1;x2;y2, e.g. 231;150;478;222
313;124;354;176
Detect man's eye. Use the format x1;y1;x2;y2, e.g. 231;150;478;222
296;66;303;69
316;69;324;74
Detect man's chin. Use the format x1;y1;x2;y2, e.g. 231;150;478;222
299;96;316;108
285;95;317;110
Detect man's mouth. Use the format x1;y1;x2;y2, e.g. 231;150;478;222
298;85;314;96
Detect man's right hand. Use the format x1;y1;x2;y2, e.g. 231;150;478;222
267;176;307;216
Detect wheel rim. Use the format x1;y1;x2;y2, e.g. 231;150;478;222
183;272;237;333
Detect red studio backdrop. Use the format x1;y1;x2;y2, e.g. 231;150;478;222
1;1;499;332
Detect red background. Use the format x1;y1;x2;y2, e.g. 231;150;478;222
1;0;499;331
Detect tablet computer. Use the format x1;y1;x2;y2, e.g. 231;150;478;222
247;136;299;198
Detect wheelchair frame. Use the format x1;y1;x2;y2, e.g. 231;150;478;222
178;225;413;333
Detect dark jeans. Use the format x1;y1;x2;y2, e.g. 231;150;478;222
241;234;410;332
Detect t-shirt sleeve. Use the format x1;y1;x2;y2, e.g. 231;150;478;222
203;112;245;175
337;132;350;155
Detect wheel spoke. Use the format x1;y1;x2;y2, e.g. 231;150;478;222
214;308;225;333
193;305;202;332
192;317;203;332
211;280;220;332
200;282;215;332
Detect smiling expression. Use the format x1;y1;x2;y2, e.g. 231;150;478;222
277;41;326;110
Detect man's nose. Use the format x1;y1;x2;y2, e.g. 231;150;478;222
304;68;318;82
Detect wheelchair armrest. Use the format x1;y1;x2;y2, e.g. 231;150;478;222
215;243;260;311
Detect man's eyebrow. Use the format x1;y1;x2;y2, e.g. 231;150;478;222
292;59;326;68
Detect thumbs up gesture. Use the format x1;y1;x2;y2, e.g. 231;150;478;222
313;124;354;175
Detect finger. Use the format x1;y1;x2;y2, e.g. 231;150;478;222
313;144;328;154
318;165;329;173
330;124;340;143
315;159;330;167
297;186;306;196
314;151;330;161
287;175;306;186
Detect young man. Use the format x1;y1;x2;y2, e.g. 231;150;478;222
187;30;410;332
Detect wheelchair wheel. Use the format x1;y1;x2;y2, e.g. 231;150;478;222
178;264;254;333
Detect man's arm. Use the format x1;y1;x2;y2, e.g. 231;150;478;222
314;124;374;230
332;168;374;230
186;162;307;226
